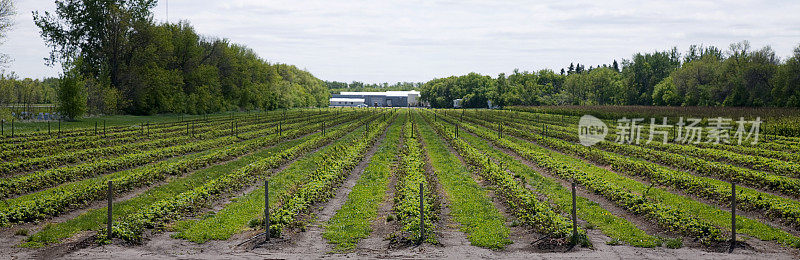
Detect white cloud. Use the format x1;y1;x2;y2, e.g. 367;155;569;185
1;0;799;83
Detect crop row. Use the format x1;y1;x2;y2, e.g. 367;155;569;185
265;114;394;237
487;112;800;198
171;114;385;243
422;111;581;244
0;112;341;198
438;111;726;245
0;112;361;227
441;114;661;247
0;110;291;144
393;114;438;243
0;111;329;176
413;112;514;248
104;111;387;241
322;113;404;251
460;112;800;232
0;113;233;151
493;109;800;177
506;106;800;145
501;109;800;159
0;110;310;162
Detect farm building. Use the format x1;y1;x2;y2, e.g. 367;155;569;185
330;91;421;107
329;98;366;107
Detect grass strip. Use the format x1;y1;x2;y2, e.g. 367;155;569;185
321;113;404;251
415;112;511;249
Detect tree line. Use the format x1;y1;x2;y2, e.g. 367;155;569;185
325;80;422;94
420;41;800;108
33;0;328;119
0;75;59;121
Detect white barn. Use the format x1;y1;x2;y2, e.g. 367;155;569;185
329;97;366;107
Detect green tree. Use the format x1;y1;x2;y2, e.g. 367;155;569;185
34;0;157;88
0;0;15;65
57;68;87;120
621;48;681;105
772;45;800;106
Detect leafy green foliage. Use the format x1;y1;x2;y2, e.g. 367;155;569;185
393;115;437;244
422;111;579;245
415;112;512;249
322;114;404;251
420;42;800;108
34;1;328;117
56;70;86;120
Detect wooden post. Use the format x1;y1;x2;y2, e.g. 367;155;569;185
95;121;98;135
730;180;736;253
107;181;113;239
265;180;270;241
571;182;578;245
48;120;51;135
58;119;61;138
1;119;3;136
419;182;424;244
10;118;13;138
103;120;106;136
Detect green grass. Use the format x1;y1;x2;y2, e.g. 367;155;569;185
453;120;661;247
172;125;367;243
322;114;403;252
416;113;511;249
20;137;307;248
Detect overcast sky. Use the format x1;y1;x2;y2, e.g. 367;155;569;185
2;0;799;83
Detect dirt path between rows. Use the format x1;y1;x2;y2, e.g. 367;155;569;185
249;126;390;257
354;125;403;255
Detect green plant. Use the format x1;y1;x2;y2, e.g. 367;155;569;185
15;228;28;236
665;238;683;249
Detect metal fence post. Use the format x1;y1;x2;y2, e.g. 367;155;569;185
265;180;270;241
572;182;578;245
730;180;737;253
419;182;424;244
107;181;113;239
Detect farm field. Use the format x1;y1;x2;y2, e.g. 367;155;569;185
1;107;800;259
